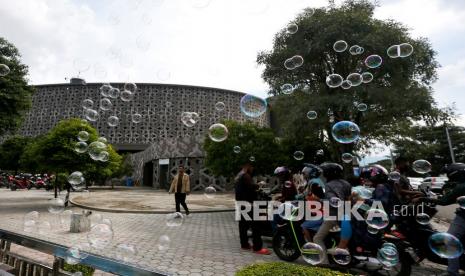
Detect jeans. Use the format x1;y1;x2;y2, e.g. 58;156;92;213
447;214;465;276
313;220;338;264
174;193;189;213
238;210;263;251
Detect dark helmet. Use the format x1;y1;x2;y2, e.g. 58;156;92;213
441;163;465;182
320;162;343;180
302;163;322;179
361;164;388;184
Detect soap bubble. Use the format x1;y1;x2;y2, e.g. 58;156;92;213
307;111;317;120
115;243;137;262
60;210;73;230
208;123;229;142
416;212;431;225
281;83;294;95
240;94;267;118
97;137;108;143
87;224;114;249
23;218;37;233
233;146;241;154
341;80;352;90
278;202;299;221
166;212;184;227
90;213;103;227
98;151;110;162
249;156;255;162
101;218;112;228
388;171;401;181
365;209;389;230
132;113;142;124
329;197;342;208
365;55;383;68
107;116;119;127
204;186;216;199
331;121;360;144
108;87;120;99
157;235;170;251
48;198;65;214
367;225;379;235
100;84;112;97
284;58;296;70
326;74;343;88
123;83;137;93
361;72;374;83
88;141;107;161
84;108;99;122
412;159;432;174
349;45;362;55
333;40;348;52
293;151;304;161
357;103;368;112
399;43;414;57
215;102;225;111
428;232;463;259
377;244;399;268
332;248;351;265
65;246;82;265
387;45;399;58
82;99;94;109
75;141;88;153
341;153;353;163
301;242;324;265
357;47;365;54
347;73;362;86
120;90;134;102
457;196;465;209
68;171;84;186
77;131;89;142
181;112;200;127
286;23;298;34
99;98;112;111
291;55;304;68
0;64;10;76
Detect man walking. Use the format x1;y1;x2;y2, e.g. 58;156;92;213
169;165;190;215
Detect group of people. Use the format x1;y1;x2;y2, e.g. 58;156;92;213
235;157;465;276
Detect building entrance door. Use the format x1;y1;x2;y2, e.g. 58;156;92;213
143;161;154;187
159;164;169;190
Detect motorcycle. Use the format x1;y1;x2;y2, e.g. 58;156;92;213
10;174;33;191
272;203;413;276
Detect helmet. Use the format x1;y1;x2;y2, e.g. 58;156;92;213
320;163;343;181
302;163;322;179
441;163;465;182
361;165;388;184
274;166;289;175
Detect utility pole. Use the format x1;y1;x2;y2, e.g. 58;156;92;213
445;124;456;163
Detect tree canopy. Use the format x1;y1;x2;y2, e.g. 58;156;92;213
0;135;32;174
258;0;441;162
204;120;288;177
0;37;34;136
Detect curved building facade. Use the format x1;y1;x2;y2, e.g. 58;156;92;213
19;80;270;190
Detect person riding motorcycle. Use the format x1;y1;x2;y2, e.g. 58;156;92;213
313;162;352;264
394;157;423;203
420;163;465;276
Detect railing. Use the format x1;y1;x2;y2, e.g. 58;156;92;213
0;228;170;276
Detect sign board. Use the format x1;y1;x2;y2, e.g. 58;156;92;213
159;159;169;165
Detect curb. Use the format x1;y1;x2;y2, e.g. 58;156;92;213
69;198;235;214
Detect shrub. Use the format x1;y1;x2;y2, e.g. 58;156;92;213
236;262;352;276
63;263;95;276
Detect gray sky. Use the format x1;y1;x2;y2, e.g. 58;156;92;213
1;0;464;126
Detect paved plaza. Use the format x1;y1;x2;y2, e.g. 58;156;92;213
0;189;452;275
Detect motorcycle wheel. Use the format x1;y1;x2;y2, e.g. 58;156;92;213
10;185;17;191
272;230;301;262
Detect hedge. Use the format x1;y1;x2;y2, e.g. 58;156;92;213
236;262;352;276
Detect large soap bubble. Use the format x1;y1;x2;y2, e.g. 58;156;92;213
341;153;353;163
132;113;142;124
87;224;114;249
365;209;389;230
286;23;298;34
326;74;343;88
107;116;119;127
120;90;134;102
0;64;10;76
100;84;112;97
88;141;107;161
77;131;89;142
123;83;137;93
84;109;99;122
215;102;225;112
208;123;229;142
333;40;348;52
341;80;352;90
204;186;216;199
82;99;94;109
347;73;362;86
99;98;112;111
281;83;294;95
115;243;137;262
157;235;170;251
412;159;432;174
361;72;374;83
293;151;304;161
75;141;88;153
301;242;324;265
428;232;463;259
331;121;360;144
68;171;84;186
365;55;383;68
108;87;120;99
332;248;351;265
48;198;65;214
166;212;184;227
307;111;317;120
240;94;267;118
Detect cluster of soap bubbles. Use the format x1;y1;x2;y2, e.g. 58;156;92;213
387;43;414;58
74;129;110;162
377;243;399;269
284;55;304;70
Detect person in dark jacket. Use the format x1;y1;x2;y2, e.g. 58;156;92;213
235;163;270;255
421;163;465;276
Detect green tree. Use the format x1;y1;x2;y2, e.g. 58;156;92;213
258;0;440;163
392;124;465;175
204;120;288;177
23;118;123;196
0;37;35;136
0;135;32;174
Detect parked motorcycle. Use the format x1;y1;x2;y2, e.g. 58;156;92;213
10;174;33;191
